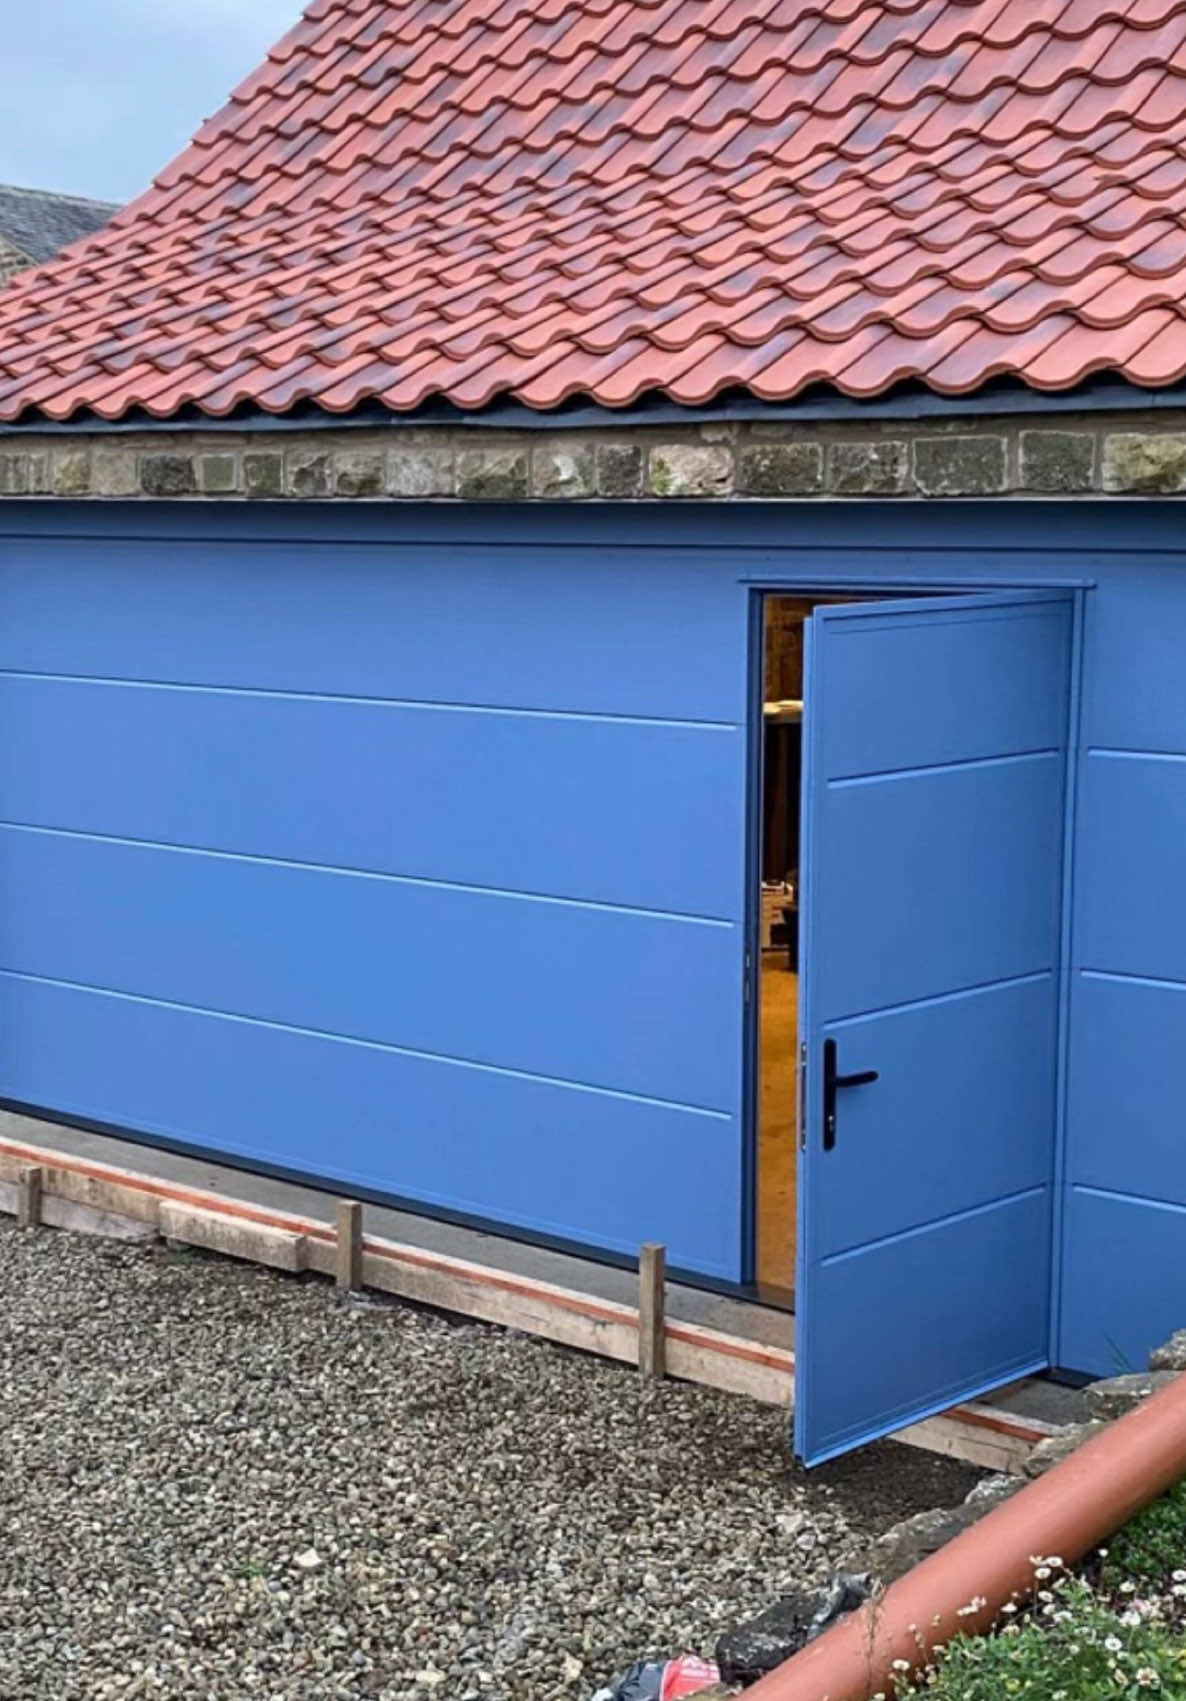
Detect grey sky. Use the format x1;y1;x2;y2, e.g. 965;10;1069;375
1;1;305;206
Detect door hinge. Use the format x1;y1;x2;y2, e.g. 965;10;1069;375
744;949;752;1002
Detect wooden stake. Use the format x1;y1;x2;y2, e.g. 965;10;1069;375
638;1242;666;1378
17;1165;42;1230
336;1199;363;1293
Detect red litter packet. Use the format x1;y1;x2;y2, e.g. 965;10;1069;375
660;1656;721;1699
592;1654;721;1701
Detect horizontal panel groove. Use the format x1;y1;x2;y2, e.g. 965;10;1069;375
1071;1184;1186;1217
1085;748;1186;764
829;969;1054;1030
1078;968;1186;992
0;821;735;928
820;1184;1048;1268
0;967;733;1122
0;668;738;733
829;748;1061;789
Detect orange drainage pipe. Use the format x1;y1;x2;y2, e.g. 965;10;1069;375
747;1368;1186;1701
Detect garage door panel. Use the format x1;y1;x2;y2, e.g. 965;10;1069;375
0;675;741;919
0;970;742;1278
0;826;737;1112
0;540;745;723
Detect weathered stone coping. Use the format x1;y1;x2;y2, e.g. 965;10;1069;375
1;414;1185;501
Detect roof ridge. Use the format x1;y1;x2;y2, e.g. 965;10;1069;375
0;183;119;213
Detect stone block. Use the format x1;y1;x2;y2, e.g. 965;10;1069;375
1019;430;1096;493
856;1506;979;1586
913;434;1008;497
830;440;908;495
199;453;238;495
93;448;141;497
1084;1370;1177;1421
456;446;529;500
597;443;643;498
1023;1420;1106;1478
1150;1329;1186;1372
649;444;732;497
0;453;30;495
1103;433;1186;494
244;452;284;499
531;444;595;499
52;448;91;496
388;446;454;497
738;442;823;496
963;1473;1024;1514
140;454;196;497
285;450;330;498
334;450;386;498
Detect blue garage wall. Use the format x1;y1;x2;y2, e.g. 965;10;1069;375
0;499;1183;1365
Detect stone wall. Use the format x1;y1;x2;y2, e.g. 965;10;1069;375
2;412;1186;501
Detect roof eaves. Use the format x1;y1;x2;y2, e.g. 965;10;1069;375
0;375;1183;437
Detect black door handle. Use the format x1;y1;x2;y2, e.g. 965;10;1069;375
822;1037;880;1151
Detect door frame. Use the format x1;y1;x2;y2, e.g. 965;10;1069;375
742;575;1089;1378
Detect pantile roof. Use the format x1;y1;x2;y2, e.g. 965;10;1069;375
1;0;1185;423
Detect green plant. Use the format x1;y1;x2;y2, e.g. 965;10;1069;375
1102;1478;1186;1592
910;1574;1186;1701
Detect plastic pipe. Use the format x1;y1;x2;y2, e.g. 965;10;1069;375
746;1370;1186;1701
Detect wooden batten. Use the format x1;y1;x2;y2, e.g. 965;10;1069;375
0;1134;1050;1470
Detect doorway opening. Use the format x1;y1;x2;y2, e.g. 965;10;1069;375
754;592;862;1305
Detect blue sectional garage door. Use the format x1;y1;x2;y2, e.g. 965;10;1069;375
0;515;749;1279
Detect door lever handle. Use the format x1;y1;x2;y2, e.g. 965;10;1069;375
822;1037;879;1151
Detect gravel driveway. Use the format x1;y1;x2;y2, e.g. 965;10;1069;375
0;1222;980;1700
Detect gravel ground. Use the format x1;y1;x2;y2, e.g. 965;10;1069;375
0;1221;980;1701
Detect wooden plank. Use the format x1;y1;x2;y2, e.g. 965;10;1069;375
891;1411;1035;1475
159;1200;308;1272
17;1164;42;1229
638;1243;666;1378
0;1133;1052;1469
336;1199;363;1293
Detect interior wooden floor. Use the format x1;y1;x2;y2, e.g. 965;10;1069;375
757;954;798;1302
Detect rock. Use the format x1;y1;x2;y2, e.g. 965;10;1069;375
855;1506;979;1586
649;444;732;498
829;440;908;496
456;446;529;500
139;454;195;498
1150;1330;1186;1373
1084;1371;1177;1421
963;1474;1023;1514
243;453;284;498
1023;1420;1106;1478
52;449;92;497
531;445;595;499
199;453;238;495
333;450;385;498
292;1548;323;1572
736;443;823;497
1103;432;1186;494
912;434;1007;497
716;1575;867;1685
1019;430;1096;493
388;446;454;497
286;450;331;498
716;1591;821;1685
597;443;643;498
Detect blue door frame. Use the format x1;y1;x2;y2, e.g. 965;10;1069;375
743;579;1089;1431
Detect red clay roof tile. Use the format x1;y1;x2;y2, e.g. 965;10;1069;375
2;0;1186;422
